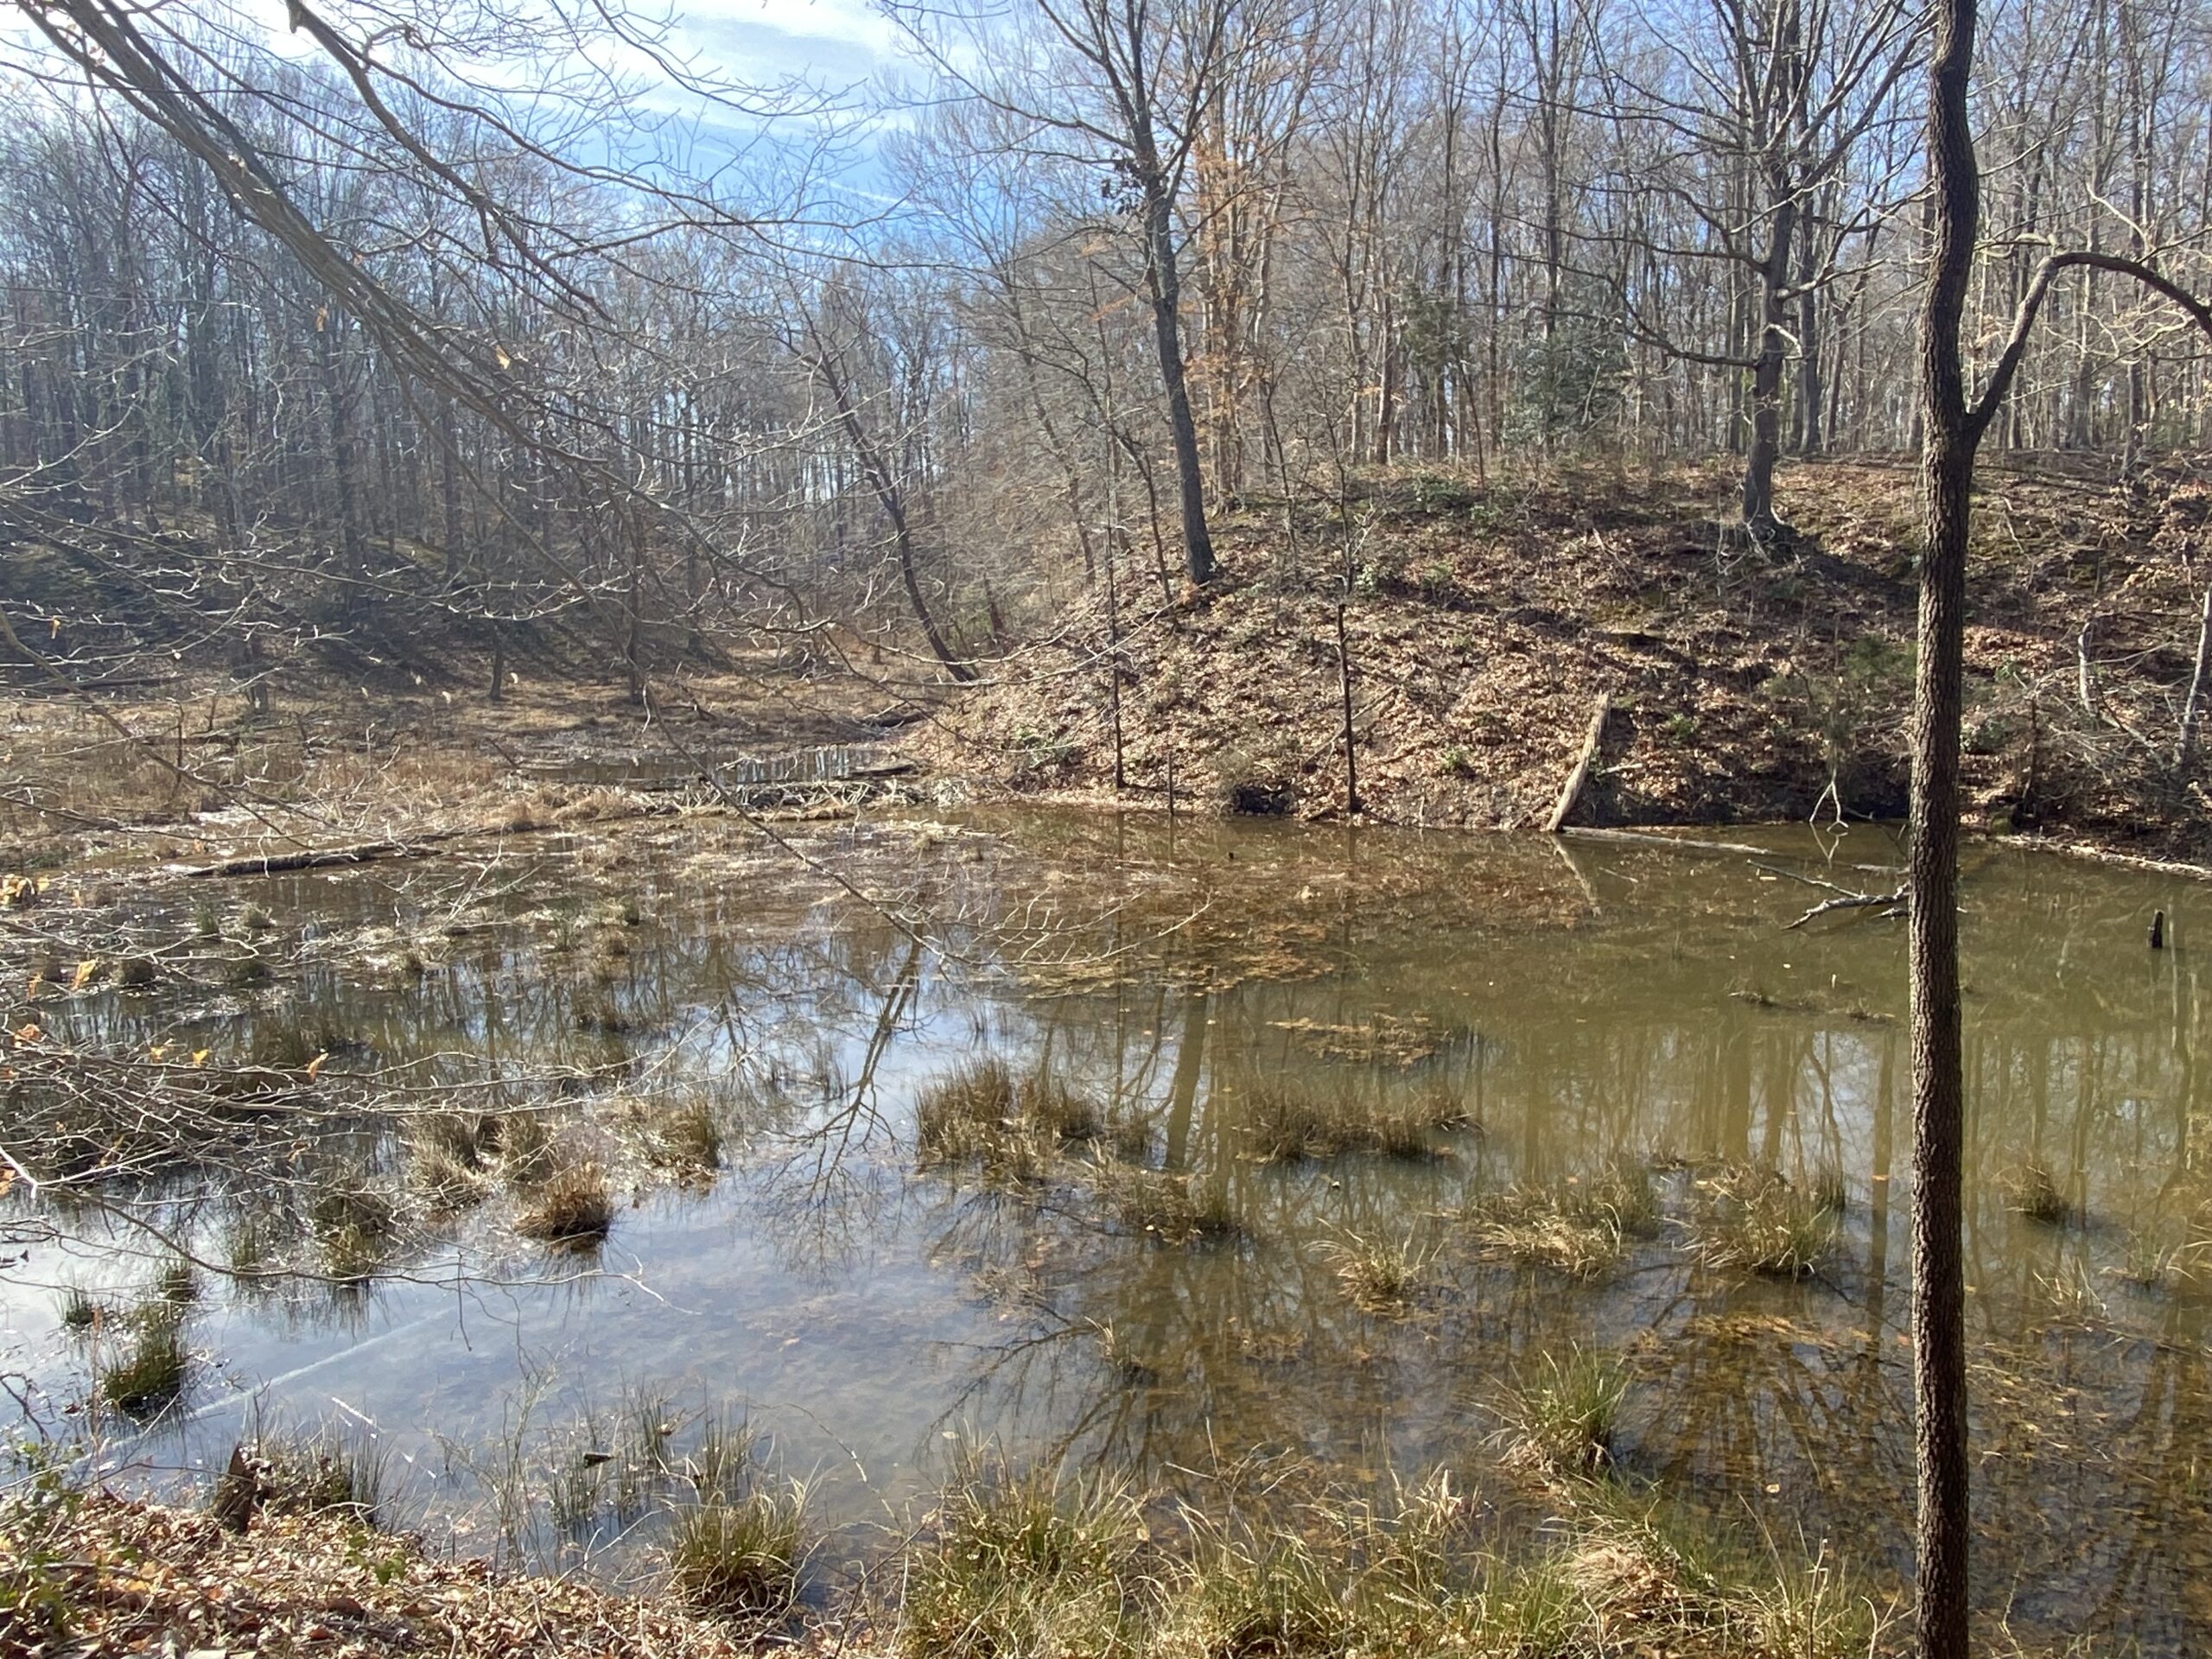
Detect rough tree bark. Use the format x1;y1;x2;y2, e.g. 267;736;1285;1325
1910;0;2212;1647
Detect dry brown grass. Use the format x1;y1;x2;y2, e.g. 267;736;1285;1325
516;1161;616;1244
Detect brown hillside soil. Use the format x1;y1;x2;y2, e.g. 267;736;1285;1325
923;454;2212;854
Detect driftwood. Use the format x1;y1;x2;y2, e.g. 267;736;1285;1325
175;833;455;878
1756;861;1909;928
1784;887;1908;928
2035;839;2212;881
1545;693;1610;833
1561;826;1777;858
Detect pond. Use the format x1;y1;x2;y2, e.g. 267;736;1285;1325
3;807;2208;1649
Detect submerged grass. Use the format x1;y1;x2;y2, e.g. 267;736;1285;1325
100;1305;188;1420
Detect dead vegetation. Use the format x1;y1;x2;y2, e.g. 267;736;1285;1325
925;455;2212;855
1470;1163;1662;1279
1683;1164;1842;1278
1241;1079;1470;1162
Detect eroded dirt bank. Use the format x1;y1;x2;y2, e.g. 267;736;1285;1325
922;455;2212;856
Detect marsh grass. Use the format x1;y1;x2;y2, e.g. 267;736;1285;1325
899;1449;1147;1659
309;1181;401;1282
1472;1162;1657;1279
1999;1158;2078;1226
257;1427;391;1525
1162;1471;1624;1659
407;1111;498;1208
516;1160;615;1245
1808;1162;1851;1215
686;1411;760;1506
1573;1483;1893;1659
1017;1069;1109;1145
155;1257;198;1305
2037;1255;2107;1322
916;1058;1129;1182
100;1305;188;1419
1090;1160;1240;1245
1496;1344;1630;1473
1685;1164;1837;1277
1319;1229;1434;1313
648;1096;722;1176
60;1283;107;1332
491;1110;559;1183
669;1485;809;1622
1242;1081;1466;1163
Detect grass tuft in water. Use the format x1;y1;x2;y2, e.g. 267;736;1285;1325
310;1181;400;1282
1808;1162;1851;1214
516;1161;615;1245
1999;1158;2078;1226
915;1058;1128;1182
1017;1069;1109;1145
60;1283;108;1332
101;1305;188;1420
1686;1164;1836;1277
686;1410;760;1506
1472;1162;1657;1279
1319;1229;1433;1314
407;1112;497;1208
156;1256;198;1305
899;1447;1147;1659
915;1058;1031;1176
2037;1255;2107;1322
257;1427;391;1525
1496;1344;1630;1474
668;1486;808;1622
650;1096;723;1176
1090;1160;1240;1245
1243;1081;1466;1163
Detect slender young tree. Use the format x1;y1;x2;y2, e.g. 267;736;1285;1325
1910;0;2212;1650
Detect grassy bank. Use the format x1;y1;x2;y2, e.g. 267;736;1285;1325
926;454;2212;855
2;1451;1896;1659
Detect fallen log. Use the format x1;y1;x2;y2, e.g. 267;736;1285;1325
1545;693;1611;834
174;834;449;878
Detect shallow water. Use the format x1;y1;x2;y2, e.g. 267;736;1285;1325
6;809;2211;1646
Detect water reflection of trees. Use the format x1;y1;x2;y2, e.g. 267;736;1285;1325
869;839;2212;1648
19;816;2212;1644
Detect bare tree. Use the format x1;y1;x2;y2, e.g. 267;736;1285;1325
1910;0;2212;1648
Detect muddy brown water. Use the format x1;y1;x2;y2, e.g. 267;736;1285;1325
5;809;2210;1647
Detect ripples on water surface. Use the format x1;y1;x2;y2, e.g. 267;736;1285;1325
5;809;2209;1647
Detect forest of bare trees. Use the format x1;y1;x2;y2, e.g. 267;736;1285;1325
9;6;2212;1656
3;0;2208;695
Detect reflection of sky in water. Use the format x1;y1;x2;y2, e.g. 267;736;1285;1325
7;811;2212;1644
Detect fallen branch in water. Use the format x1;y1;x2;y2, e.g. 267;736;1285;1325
1784;887;1907;928
1747;861;1908;929
175;836;448;877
